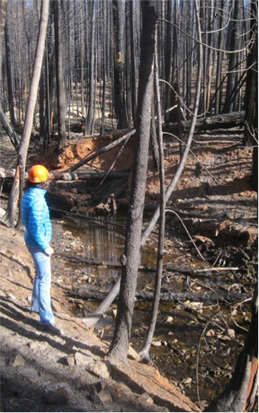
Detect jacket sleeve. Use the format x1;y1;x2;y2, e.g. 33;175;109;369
27;199;50;250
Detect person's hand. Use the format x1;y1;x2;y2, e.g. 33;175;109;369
44;245;54;256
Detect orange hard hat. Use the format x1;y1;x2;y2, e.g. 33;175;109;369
28;165;49;183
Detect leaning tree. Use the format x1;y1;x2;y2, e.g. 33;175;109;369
3;0;50;227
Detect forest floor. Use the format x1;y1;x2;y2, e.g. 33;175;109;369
0;120;258;412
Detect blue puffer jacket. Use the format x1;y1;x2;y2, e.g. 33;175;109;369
21;187;52;251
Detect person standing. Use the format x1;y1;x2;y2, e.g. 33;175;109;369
21;164;62;336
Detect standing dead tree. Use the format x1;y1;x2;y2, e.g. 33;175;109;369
0;0;7;106
139;29;165;363
53;0;66;144
108;0;157;364
112;0;128;129
85;0;96;136
3;0;50;227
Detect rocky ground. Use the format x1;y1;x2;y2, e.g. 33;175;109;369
0;120;257;412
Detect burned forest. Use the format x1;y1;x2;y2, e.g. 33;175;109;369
0;1;258;412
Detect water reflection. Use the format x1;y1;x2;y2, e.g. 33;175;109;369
62;213;125;278
61;212;158;284
53;213;249;404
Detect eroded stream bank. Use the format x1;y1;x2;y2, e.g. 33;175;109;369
50;213;256;404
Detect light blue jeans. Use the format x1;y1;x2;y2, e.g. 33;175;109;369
27;245;55;325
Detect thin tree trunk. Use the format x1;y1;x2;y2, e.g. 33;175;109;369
129;0;137;126
85;0;96;136
39;62;45;140
79;1;85;119
164;0;172;111
214;0;225;115
223;0;240;113
171;0;179;94
54;0;66;144
3;0;49;227
112;0;128;129
139;33;165;362
100;1;107;136
243;0;258;146
0;0;7;106
45;51;51;147
46;7;55;132
150;99;159;170
5;11;16;127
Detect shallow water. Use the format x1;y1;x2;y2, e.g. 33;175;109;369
52;213;249;405
57;213;159;290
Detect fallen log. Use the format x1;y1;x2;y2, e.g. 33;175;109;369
52;170;129;181
57;252;155;271
0;167;129;181
136;290;251;303
163;111;245;133
58;252;239;274
71;287;251;304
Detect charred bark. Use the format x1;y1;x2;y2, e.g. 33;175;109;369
140;35;166;362
0;0;7;106
108;0;157;363
164;111;245;133
85;0;96;136
4;7;16;127
3;0;49;227
71;287;250;305
53;0;66;144
112;0;128;129
250;146;258;192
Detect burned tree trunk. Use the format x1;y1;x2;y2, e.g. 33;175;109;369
243;0;258;192
108;0;156;364
112;0;128;129
3;0;49;227
164;111;245;133
4;4;17;127
140;34;166;363
85;0;96;136
53;0;66;144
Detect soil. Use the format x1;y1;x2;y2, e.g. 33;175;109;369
0;121;257;412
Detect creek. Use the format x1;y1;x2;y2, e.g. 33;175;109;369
51;212;250;406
